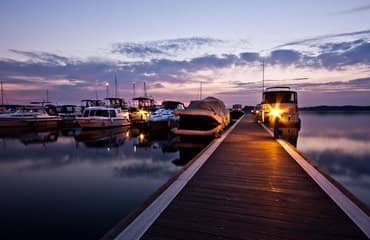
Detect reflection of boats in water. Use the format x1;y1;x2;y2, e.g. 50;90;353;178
0;105;61;128
74;127;130;148
20;131;59;145
230;104;244;120
0;127;59;145
148;101;185;130
172;97;230;137
172;141;209;166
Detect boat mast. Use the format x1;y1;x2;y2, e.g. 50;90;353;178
1;80;3;105
144;82;147;97
114;73;118;98
46;89;49;102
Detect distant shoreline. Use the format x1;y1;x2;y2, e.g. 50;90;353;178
299;106;370;112
242;105;370;113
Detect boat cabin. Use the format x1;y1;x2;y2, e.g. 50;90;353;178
261;87;300;128
82;107;120;118
104;98;128;109
131;97;155;110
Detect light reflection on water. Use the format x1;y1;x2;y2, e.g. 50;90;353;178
0;126;204;240
297;112;370;207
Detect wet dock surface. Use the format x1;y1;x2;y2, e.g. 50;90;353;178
116;115;368;239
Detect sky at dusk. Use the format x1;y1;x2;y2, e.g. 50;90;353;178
1;0;370;107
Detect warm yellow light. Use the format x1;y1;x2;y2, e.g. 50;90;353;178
139;110;149;120
139;133;145;141
270;108;282;118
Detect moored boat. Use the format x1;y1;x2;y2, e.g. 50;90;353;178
148;100;185;130
76;106;130;129
56;105;82;127
129;96;156;123
172;97;230;137
0;105;61;128
230;104;244;120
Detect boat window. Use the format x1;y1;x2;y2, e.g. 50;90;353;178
83;110;89;117
95;110;109;117
66;106;73;112
109;110;116;117
89;110;96;116
263;92;297;104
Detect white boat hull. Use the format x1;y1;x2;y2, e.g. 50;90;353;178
0;117;60;128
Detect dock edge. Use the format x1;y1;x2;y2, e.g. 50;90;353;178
261;124;370;238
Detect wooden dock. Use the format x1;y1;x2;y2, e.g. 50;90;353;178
105;115;369;240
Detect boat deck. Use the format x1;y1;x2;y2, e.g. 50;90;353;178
109;115;368;240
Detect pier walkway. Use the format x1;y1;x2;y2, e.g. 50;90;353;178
109;115;369;240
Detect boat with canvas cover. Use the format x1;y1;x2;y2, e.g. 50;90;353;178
172;97;230;137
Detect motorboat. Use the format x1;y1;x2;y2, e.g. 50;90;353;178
56;105;82;127
0;105;61;128
129;96;156;123
76;106;130;129
261;86;301;138
172;97;230;137
148;101;185;130
230;104;244;120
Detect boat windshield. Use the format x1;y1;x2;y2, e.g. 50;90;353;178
263;91;297;104
163;102;184;110
83;109;110;117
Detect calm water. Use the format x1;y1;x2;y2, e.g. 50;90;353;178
1;114;369;239
0;126;203;239
297;112;370;207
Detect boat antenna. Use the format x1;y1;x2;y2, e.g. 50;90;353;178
133;82;136;98
200;80;203;100
144;82;147;97
46;89;49;102
114;73;118;98
1;80;3;105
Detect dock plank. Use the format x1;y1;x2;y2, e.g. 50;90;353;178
139;115;367;239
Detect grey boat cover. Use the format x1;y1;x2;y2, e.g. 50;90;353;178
187;97;229;117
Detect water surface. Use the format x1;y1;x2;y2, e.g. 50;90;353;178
297;112;370;207
0;126;201;239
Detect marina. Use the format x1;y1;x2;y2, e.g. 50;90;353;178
0;96;370;239
106;115;369;240
2;2;370;238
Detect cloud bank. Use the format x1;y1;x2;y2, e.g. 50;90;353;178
1;30;370;106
